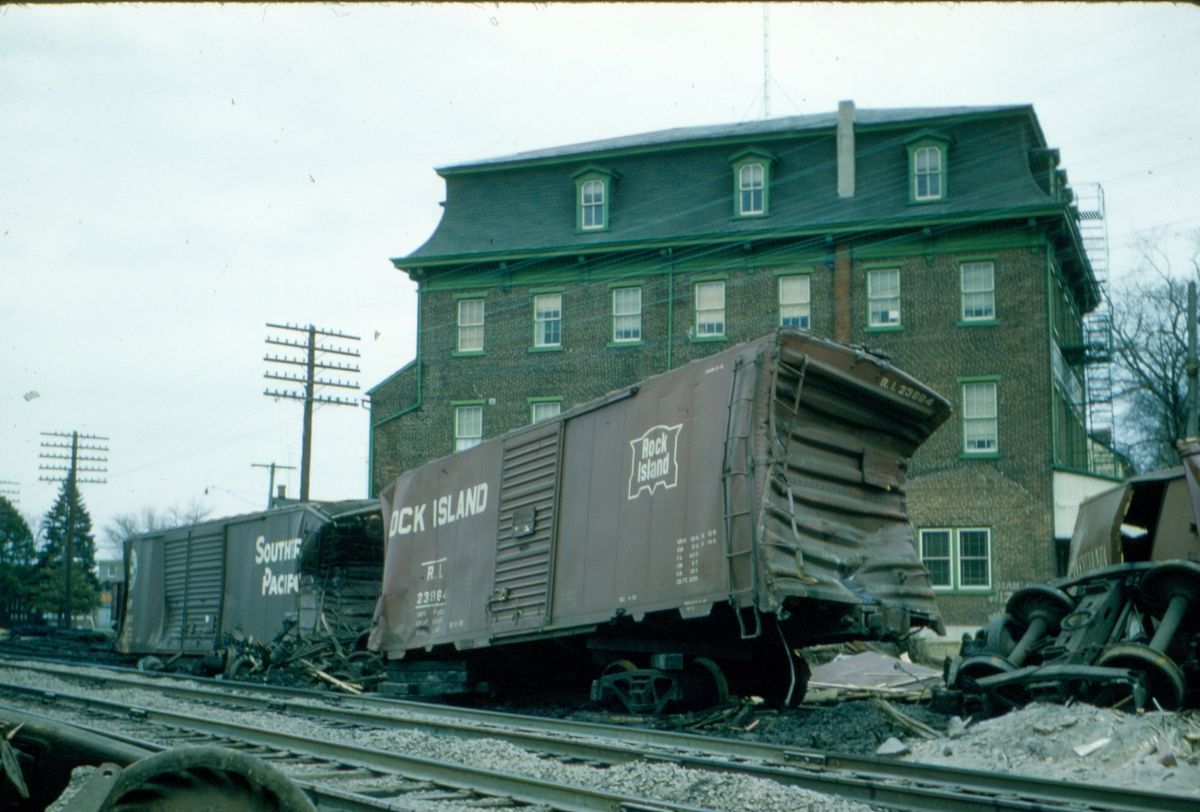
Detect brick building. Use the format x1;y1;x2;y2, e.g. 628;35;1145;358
369;103;1120;626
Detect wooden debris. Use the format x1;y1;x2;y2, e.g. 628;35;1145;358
300;658;363;694
1073;737;1111;757
872;697;939;740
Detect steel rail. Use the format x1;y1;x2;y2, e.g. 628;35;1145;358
0;703;411;812
2;661;1194;812
0;683;712;812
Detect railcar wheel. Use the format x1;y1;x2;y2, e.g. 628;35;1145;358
1097;643;1186;711
602;658;638;676
955;654;1015;684
97;746;315;811
680;657;729;708
979;614;1020;658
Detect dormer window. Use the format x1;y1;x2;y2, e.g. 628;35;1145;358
581;179;605;229
573;165;619;232
730;147;776;218
905;131;951;203
914;146;942;200
739;163;765;215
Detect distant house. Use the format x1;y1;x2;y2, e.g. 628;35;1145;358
369;102;1120;626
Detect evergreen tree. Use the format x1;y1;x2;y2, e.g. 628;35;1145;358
34;479;101;623
0;495;37;621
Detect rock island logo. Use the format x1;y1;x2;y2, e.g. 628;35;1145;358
628;423;683;500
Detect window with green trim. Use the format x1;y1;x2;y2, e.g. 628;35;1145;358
580;179;606;230
730;148;774;218
919;529;952;588
738;163;765;216
958;529;992;588
534;293;562;348
913;144;943;201
694;281;725;337
454;405;482;452
920;528;991;590
962;381;998;454
960;261;995;321
867;269;901;327
612;287;641;343
778;275;810;329
530;400;562;423
457;298;484;352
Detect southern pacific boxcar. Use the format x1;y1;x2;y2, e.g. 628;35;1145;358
370;329;951;711
117;500;381;657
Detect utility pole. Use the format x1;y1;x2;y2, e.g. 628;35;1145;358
263;323;360;501
39;431;107;629
251;462;297;509
1187;281;1198;439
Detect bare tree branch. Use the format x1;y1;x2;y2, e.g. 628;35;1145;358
1111;230;1200;470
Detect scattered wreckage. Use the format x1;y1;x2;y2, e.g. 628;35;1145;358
943;440;1200;715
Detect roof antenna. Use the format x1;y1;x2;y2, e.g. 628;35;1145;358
762;3;771;119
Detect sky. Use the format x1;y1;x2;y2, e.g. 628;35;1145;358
2;2;1198;557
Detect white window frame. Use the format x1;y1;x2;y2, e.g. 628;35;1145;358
454;405;483;452
957;528;992;589
960;261;995;321
580;179;606;230
918;529;953;589
530;400;562;424
867;268;901;327
913;145;943;201
694;280;725;337
533;293;562;348
962;381;998;454
456;298;484;352
738;162;765;216
612;286;642;343
920;528;991;591
778;275;810;329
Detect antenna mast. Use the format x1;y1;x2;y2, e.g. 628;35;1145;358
762;4;771;119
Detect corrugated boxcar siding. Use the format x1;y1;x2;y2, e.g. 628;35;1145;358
760;353;926;608
160;529;224;653
161;537;188;650
489;420;561;636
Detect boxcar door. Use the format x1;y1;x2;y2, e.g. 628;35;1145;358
488;419;563;637
160;525;224;653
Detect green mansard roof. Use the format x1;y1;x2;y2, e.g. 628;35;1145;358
395;104;1095;308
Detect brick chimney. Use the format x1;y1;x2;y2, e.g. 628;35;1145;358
837;100;856;198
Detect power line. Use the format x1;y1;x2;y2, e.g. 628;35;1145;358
0;480;19;504
39;430;108;629
263;323;361;501
251;461;297;509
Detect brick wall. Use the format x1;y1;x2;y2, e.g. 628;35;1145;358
370;229;1062;625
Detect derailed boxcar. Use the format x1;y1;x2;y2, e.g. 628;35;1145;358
370;330;950;711
944;439;1200;714
117;500;381;657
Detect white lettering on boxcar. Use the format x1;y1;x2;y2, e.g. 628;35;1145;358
254;535;302;565
389;482;489;539
261;567;300;596
628;424;683;500
254;534;303;596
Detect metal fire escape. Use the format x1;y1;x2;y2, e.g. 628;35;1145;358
1074;183;1120;477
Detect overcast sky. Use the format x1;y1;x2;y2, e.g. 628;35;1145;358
2;3;1198;556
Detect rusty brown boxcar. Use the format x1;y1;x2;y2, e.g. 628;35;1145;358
117;500;381;658
370;330;950;711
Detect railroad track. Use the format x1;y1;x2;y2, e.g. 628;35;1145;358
0;658;1194;811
